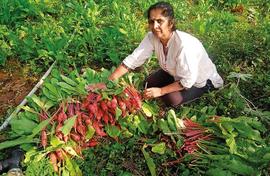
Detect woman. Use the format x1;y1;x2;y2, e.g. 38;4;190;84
89;1;223;108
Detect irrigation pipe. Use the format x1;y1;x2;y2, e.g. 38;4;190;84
0;60;57;132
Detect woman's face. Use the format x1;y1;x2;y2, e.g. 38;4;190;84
148;9;173;43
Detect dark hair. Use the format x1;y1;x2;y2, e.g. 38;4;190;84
147;1;176;31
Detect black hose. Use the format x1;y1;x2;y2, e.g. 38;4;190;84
0;148;24;173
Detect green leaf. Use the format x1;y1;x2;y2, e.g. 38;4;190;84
142;103;153;117
31;94;45;109
158;119;171;135
167;109;177;131
105;125;121;138
60;116;77;136
21;106;38;114
65;155;82;176
30;115;54;138
50;136;64;147
85;125;95;140
114;87;124;95
44;82;59;97
151;142;166;155
60;74;77;86
84;68;97;83
115;107;122;120
233;122;262;141
220;157;256;175
57;82;76;91
0;136;38;150
142;145;156;176
43;100;55;111
10;117;38;135
226;135;237;154
64;146;79;158
138;115;150;134
42;87;58;101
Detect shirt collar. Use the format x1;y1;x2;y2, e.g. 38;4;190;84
164;31;175;48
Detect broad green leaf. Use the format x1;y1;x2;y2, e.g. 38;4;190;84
175;118;185;131
233;122;262;141
50;136;64;147
65;156;82;176
0;136;38;150
30;115;54;137
121;127;133;138
220;158;256;175
222;122;234;134
57;82;76;91
21;106;38;114
105;125;121;138
167;110;177;132
31;94;45;109
43;100;55;111
138;115;150;134
42;87;58;101
60;75;77;86
151;142;166;155
226;136;237;154
128;115;139;132
158;119;171;134
44;82;59;96
20;143;35;152
64;146;79;157
142;103;153;117
180;107;191;117
84;68;97;83
115;107;122;120
142;145;156;176
114;87;124;95
10;117;38;135
60;116;77;136
65;157;80;176
85;125;95;140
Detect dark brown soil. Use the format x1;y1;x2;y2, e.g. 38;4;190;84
0;60;37;119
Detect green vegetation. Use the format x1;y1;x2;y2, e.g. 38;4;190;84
0;0;269;175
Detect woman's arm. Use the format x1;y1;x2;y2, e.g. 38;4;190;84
144;81;184;99
86;63;129;91
109;63;129;81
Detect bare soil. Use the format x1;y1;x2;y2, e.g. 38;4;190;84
0;60;37;119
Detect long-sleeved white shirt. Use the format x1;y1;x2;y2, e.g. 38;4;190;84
123;30;224;89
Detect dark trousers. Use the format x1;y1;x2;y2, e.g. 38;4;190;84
144;69;215;108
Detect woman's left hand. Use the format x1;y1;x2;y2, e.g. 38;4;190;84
143;87;163;99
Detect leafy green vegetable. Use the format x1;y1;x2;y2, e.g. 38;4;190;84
142;145;156;176
105;125;121;138
151;142;166;155
60;115;77;136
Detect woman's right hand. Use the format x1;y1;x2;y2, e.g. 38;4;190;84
85;83;106;91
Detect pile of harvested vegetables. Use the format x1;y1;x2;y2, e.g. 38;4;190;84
0;68;269;176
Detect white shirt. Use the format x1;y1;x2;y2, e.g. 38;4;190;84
123;30;224;89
